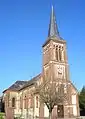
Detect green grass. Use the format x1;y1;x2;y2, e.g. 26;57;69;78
0;113;5;119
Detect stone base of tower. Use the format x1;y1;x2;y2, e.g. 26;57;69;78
39;104;80;119
51;105;80;119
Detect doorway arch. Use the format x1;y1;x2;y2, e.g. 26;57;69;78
57;105;64;118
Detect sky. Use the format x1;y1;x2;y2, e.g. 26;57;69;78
0;0;85;95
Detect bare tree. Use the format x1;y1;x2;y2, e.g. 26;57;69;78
36;78;68;119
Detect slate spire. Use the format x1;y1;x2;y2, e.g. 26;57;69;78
48;6;59;38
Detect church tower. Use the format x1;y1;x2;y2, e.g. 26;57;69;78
42;6;69;82
42;6;80;118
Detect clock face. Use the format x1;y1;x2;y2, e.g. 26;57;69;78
57;65;63;79
57;66;62;74
54;64;65;79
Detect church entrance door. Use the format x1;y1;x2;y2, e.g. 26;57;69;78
57;105;64;118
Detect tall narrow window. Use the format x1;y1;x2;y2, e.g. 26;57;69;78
12;97;16;108
7;94;9;107
28;97;29;108
24;95;27;109
36;96;38;108
20;97;23;109
59;46;62;61
63;46;66;61
29;96;33;108
29;98;31;108
56;46;58;60
61;47;64;61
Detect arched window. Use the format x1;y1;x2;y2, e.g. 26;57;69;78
20;97;23;109
56;46;58;60
24;95;27;109
61;47;64;61
36;96;38;108
28;97;29;107
64;48;66;61
59;46;62;61
12;97;16;108
29;95;33;108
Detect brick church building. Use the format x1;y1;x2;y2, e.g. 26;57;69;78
3;6;80;119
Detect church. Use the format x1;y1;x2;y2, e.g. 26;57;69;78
3;6;80;119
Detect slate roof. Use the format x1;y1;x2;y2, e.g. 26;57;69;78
3;73;41;93
19;73;41;90
48;6;59;38
3;81;28;92
42;6;66;47
9;81;28;91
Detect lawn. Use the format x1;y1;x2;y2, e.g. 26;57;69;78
0;113;5;119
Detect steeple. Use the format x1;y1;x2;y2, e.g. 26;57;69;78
48;6;60;38
42;6;63;47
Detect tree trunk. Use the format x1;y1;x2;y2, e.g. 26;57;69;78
49;111;52;119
